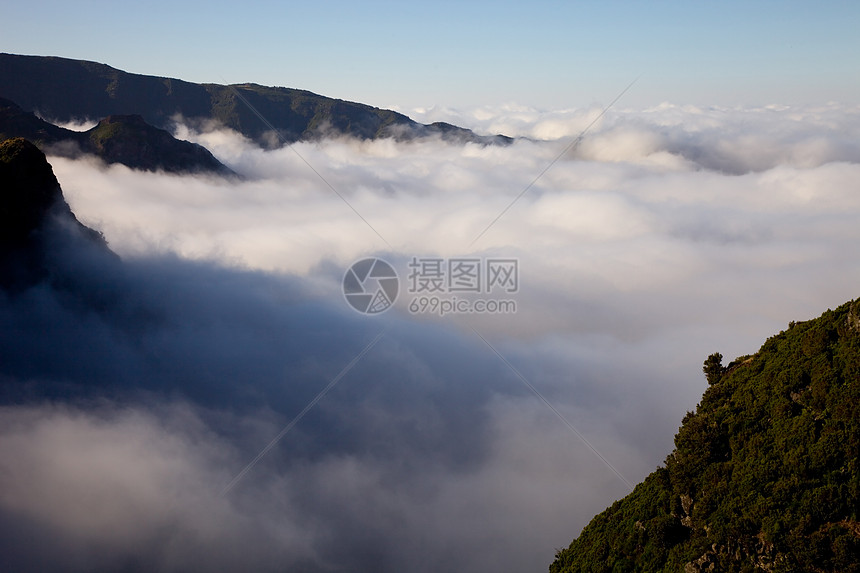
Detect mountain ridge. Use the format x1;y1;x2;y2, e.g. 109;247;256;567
0;97;232;174
0;53;512;147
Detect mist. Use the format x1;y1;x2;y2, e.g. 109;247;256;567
1;102;859;572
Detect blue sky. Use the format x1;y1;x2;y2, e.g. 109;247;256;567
2;0;859;111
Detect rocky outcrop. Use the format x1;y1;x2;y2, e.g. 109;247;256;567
0;137;64;243
86;114;233;174
0;137;107;290
0;97;233;174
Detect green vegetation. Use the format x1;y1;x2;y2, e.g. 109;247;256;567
551;300;860;572
703;353;725;386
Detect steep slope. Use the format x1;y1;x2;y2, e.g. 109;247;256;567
550;302;860;572
0;97;232;174
0;137;109;290
0;137;66;243
0;53;512;146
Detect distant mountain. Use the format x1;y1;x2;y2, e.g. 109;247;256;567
0;53;512;147
0;97;232;174
550;304;860;571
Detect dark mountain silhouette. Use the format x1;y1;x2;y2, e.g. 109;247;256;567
0;97;232;174
0;96;71;143
0;137;109;291
550;302;860;571
0;53;512;147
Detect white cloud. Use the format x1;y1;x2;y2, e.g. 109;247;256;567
0;404;319;572
5;101;856;572
53;104;860;343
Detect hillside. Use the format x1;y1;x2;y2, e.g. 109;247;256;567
0;53;512;147
550;302;860;572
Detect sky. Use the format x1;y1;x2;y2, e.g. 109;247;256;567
2;0;859;111
2;2;860;572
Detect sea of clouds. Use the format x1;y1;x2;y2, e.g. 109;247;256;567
1;102;859;572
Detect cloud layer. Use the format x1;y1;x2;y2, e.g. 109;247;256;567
2;102;859;572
